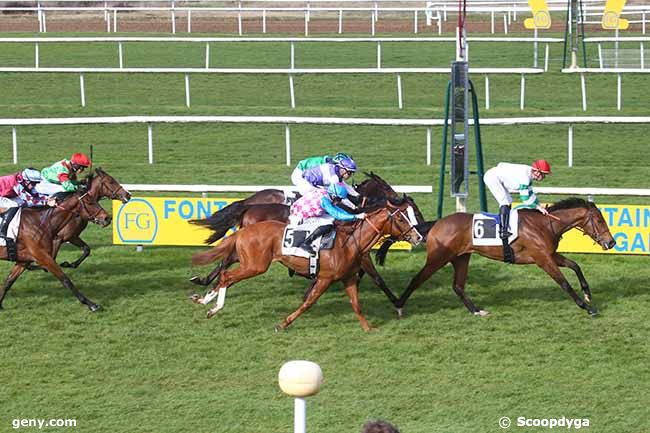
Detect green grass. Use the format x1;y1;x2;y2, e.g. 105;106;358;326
0;30;649;433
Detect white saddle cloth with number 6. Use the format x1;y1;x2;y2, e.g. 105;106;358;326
471;209;519;246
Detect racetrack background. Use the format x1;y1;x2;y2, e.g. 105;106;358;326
0;16;649;433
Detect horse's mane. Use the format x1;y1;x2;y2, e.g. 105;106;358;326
547;197;595;213
356;171;396;194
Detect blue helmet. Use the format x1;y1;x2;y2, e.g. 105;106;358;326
332;152;352;163
21;168;42;183
327;182;348;200
336;156;357;173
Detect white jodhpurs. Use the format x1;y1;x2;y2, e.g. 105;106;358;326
35;180;66;196
0;197;19;210
483;168;512;207
290;168;316;196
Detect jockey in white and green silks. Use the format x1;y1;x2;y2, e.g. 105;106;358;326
291;152;351;196
483;160;551;262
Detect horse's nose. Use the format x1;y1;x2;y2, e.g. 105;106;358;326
102;216;112;227
607;239;616;249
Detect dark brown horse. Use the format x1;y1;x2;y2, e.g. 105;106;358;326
50;168;130;269
0;190;111;311
188;173;425;305
190;198;422;331
395;198;616;317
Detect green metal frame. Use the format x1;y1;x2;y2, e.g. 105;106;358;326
437;79;487;219
562;0;588;69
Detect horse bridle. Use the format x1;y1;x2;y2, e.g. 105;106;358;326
90;174;128;201
576;209;610;245
57;192;106;223
363;207;422;244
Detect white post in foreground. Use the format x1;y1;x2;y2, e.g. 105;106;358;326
79;74;86;107
396;73;403;109
485;75;490;110
278;361;323;433
520;73;525;110
568;124;573;167
285;124;291;166
580;73;587;111
426;127;431;166
12;127;17;164
148;123;154;164
185;74;191;107
35;43;39;68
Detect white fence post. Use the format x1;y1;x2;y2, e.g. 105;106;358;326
376;42;381;68
643;11;646;35
119;42;123;68
520;73;525;110
263;9;267;34
238;1;243;35
533;28;538;68
491;11;495;34
34;43;39;68
79;74;86;107
113;9;117;32
642;43;645;69
285;124;291;167
598;43;603;68
414;10;418;34
426;127;431;166
568;124;573;167
12;127;17;164
187;9;191;33
289;75;296;108
617;73;622;111
396;73;403;109
371;11;376;36
171;0;176;34
544;44;549;72
304;9;309;36
338;9;343;34
148;124;154;164
185;74;191;108
205;43;210;69
290;43;295;69
580;73;587;111
503;14;508;34
485;75;490;110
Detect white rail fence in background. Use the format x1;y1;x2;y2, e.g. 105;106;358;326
2;115;648;168
0;66;543;111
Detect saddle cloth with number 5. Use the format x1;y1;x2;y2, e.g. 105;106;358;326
471;209;519;246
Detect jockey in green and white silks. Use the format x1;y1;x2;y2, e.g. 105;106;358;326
483;160;551;243
36;153;92;196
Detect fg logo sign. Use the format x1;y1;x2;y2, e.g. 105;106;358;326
115;198;158;243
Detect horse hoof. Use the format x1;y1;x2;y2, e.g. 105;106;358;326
588;307;599;316
274;325;286;333
395;307;404;319
474;310;490;317
189;276;205;286
60;261;72;268
89;304;101;312
190;294;202;304
584;295;592;304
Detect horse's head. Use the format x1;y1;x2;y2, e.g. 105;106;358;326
57;191;112;228
86;168;131;203
580;202;616;250
355;172;398;200
364;197;423;245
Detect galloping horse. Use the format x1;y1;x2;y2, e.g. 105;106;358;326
49;168;130;269
189;173;425;305
191;198;422;331
0;189;111;311
395;198;616;317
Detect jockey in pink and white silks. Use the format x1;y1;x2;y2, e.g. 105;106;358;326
289;182;366;255
483;160;551;262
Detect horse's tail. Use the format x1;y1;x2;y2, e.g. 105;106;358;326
375;220;437;266
191;234;238;266
189;201;251;245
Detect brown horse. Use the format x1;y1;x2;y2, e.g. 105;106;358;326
395;198;616;317
50;168;130;269
0;190;111;311
188;173;425;305
190;198;422;331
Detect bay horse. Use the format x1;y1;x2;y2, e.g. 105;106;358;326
395;198;616;318
188;173;425;305
0;190;111;311
50;168;130;269
190;198;422;331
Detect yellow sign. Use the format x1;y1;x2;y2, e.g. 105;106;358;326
524;0;552;29
601;0;629;29
112;197;411;250
558;204;650;255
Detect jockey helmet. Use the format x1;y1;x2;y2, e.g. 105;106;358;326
336;156;357;173
327;182;348;200
71;152;92;168
21;168;42;183
332;152;352;163
531;159;552;174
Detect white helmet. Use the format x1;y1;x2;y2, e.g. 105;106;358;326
21;168;42;183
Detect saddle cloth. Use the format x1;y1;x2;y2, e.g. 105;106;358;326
0;208;22;246
471;209;519;246
281;220;336;258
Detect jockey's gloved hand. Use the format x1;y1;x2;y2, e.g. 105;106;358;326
47;197;57;207
356;213;367;220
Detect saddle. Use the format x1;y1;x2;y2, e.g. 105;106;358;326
471;209;519;246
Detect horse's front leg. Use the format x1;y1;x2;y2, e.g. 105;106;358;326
360;254;399;307
276;277;334;332
60;236;91;269
190;250;238;286
553;253;592;303
35;253;100;311
342;275;373;331
536;256;597;316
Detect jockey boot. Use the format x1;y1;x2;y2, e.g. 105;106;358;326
498;205;512;239
299;224;334;256
0;207;19;261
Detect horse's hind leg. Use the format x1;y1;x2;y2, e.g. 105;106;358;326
553;253;592;303
36;253;101;311
451;254;488;316
536;256;597;316
0;263;27;309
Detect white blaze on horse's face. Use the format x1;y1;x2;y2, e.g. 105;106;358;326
406;206;418;226
395;206;423;245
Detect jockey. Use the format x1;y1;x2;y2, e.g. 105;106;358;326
37;152;92;196
291;152;353;196
301;154;360;205
289;182;366;255
483;160;551;261
0;168;55;260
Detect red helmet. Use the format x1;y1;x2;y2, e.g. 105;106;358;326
71;152;92;168
531;159;551;174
